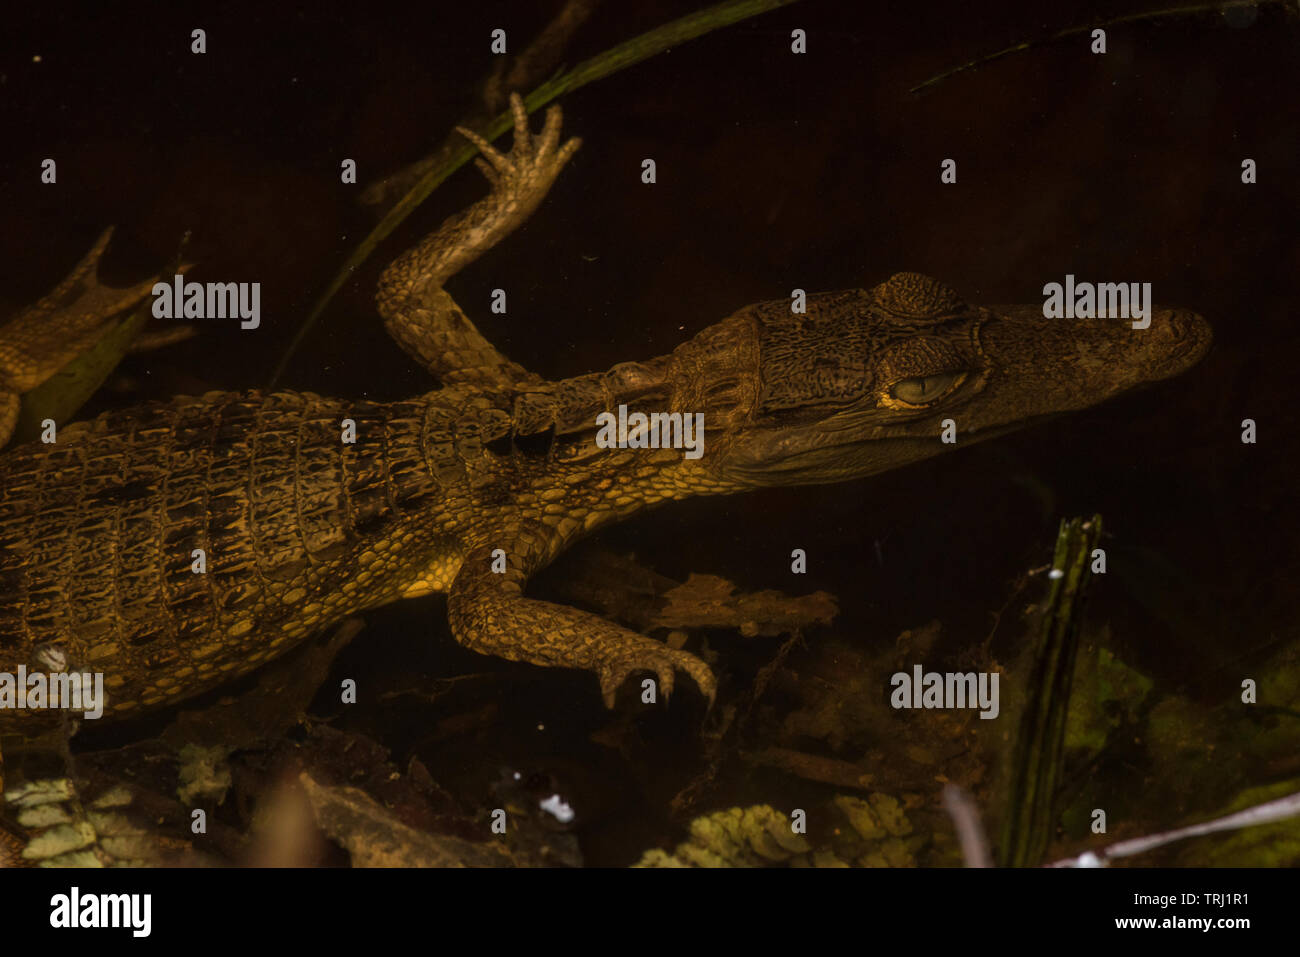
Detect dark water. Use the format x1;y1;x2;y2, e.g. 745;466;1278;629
1;1;1296;867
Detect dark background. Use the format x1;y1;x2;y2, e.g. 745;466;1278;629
1;0;1296;863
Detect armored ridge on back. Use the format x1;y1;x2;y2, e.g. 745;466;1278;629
0;95;1210;732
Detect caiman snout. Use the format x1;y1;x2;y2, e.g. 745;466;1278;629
1150;308;1212;375
976;302;1212;420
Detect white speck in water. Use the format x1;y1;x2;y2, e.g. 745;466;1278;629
1048;568;1064;579
539;793;575;824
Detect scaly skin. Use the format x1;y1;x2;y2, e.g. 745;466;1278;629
0;94;1211;732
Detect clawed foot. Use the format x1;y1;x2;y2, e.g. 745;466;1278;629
0;227;185;447
0;228;160;391
597;637;717;709
374;91;580;384
455;92;581;228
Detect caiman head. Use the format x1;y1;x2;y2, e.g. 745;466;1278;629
666;272;1210;488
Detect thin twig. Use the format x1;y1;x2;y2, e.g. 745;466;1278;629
1052;789;1300;866
909;1;1286;95
943;783;993;867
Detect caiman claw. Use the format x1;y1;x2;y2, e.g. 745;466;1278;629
596;638;717;710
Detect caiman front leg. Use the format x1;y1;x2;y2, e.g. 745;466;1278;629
0;227;163;447
449;542;717;708
376;92;581;391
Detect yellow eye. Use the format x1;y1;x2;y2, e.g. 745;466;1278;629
889;372;962;405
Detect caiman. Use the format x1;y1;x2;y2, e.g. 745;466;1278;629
0;95;1210;733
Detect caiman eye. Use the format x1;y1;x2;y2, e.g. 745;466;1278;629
889;372;962;405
